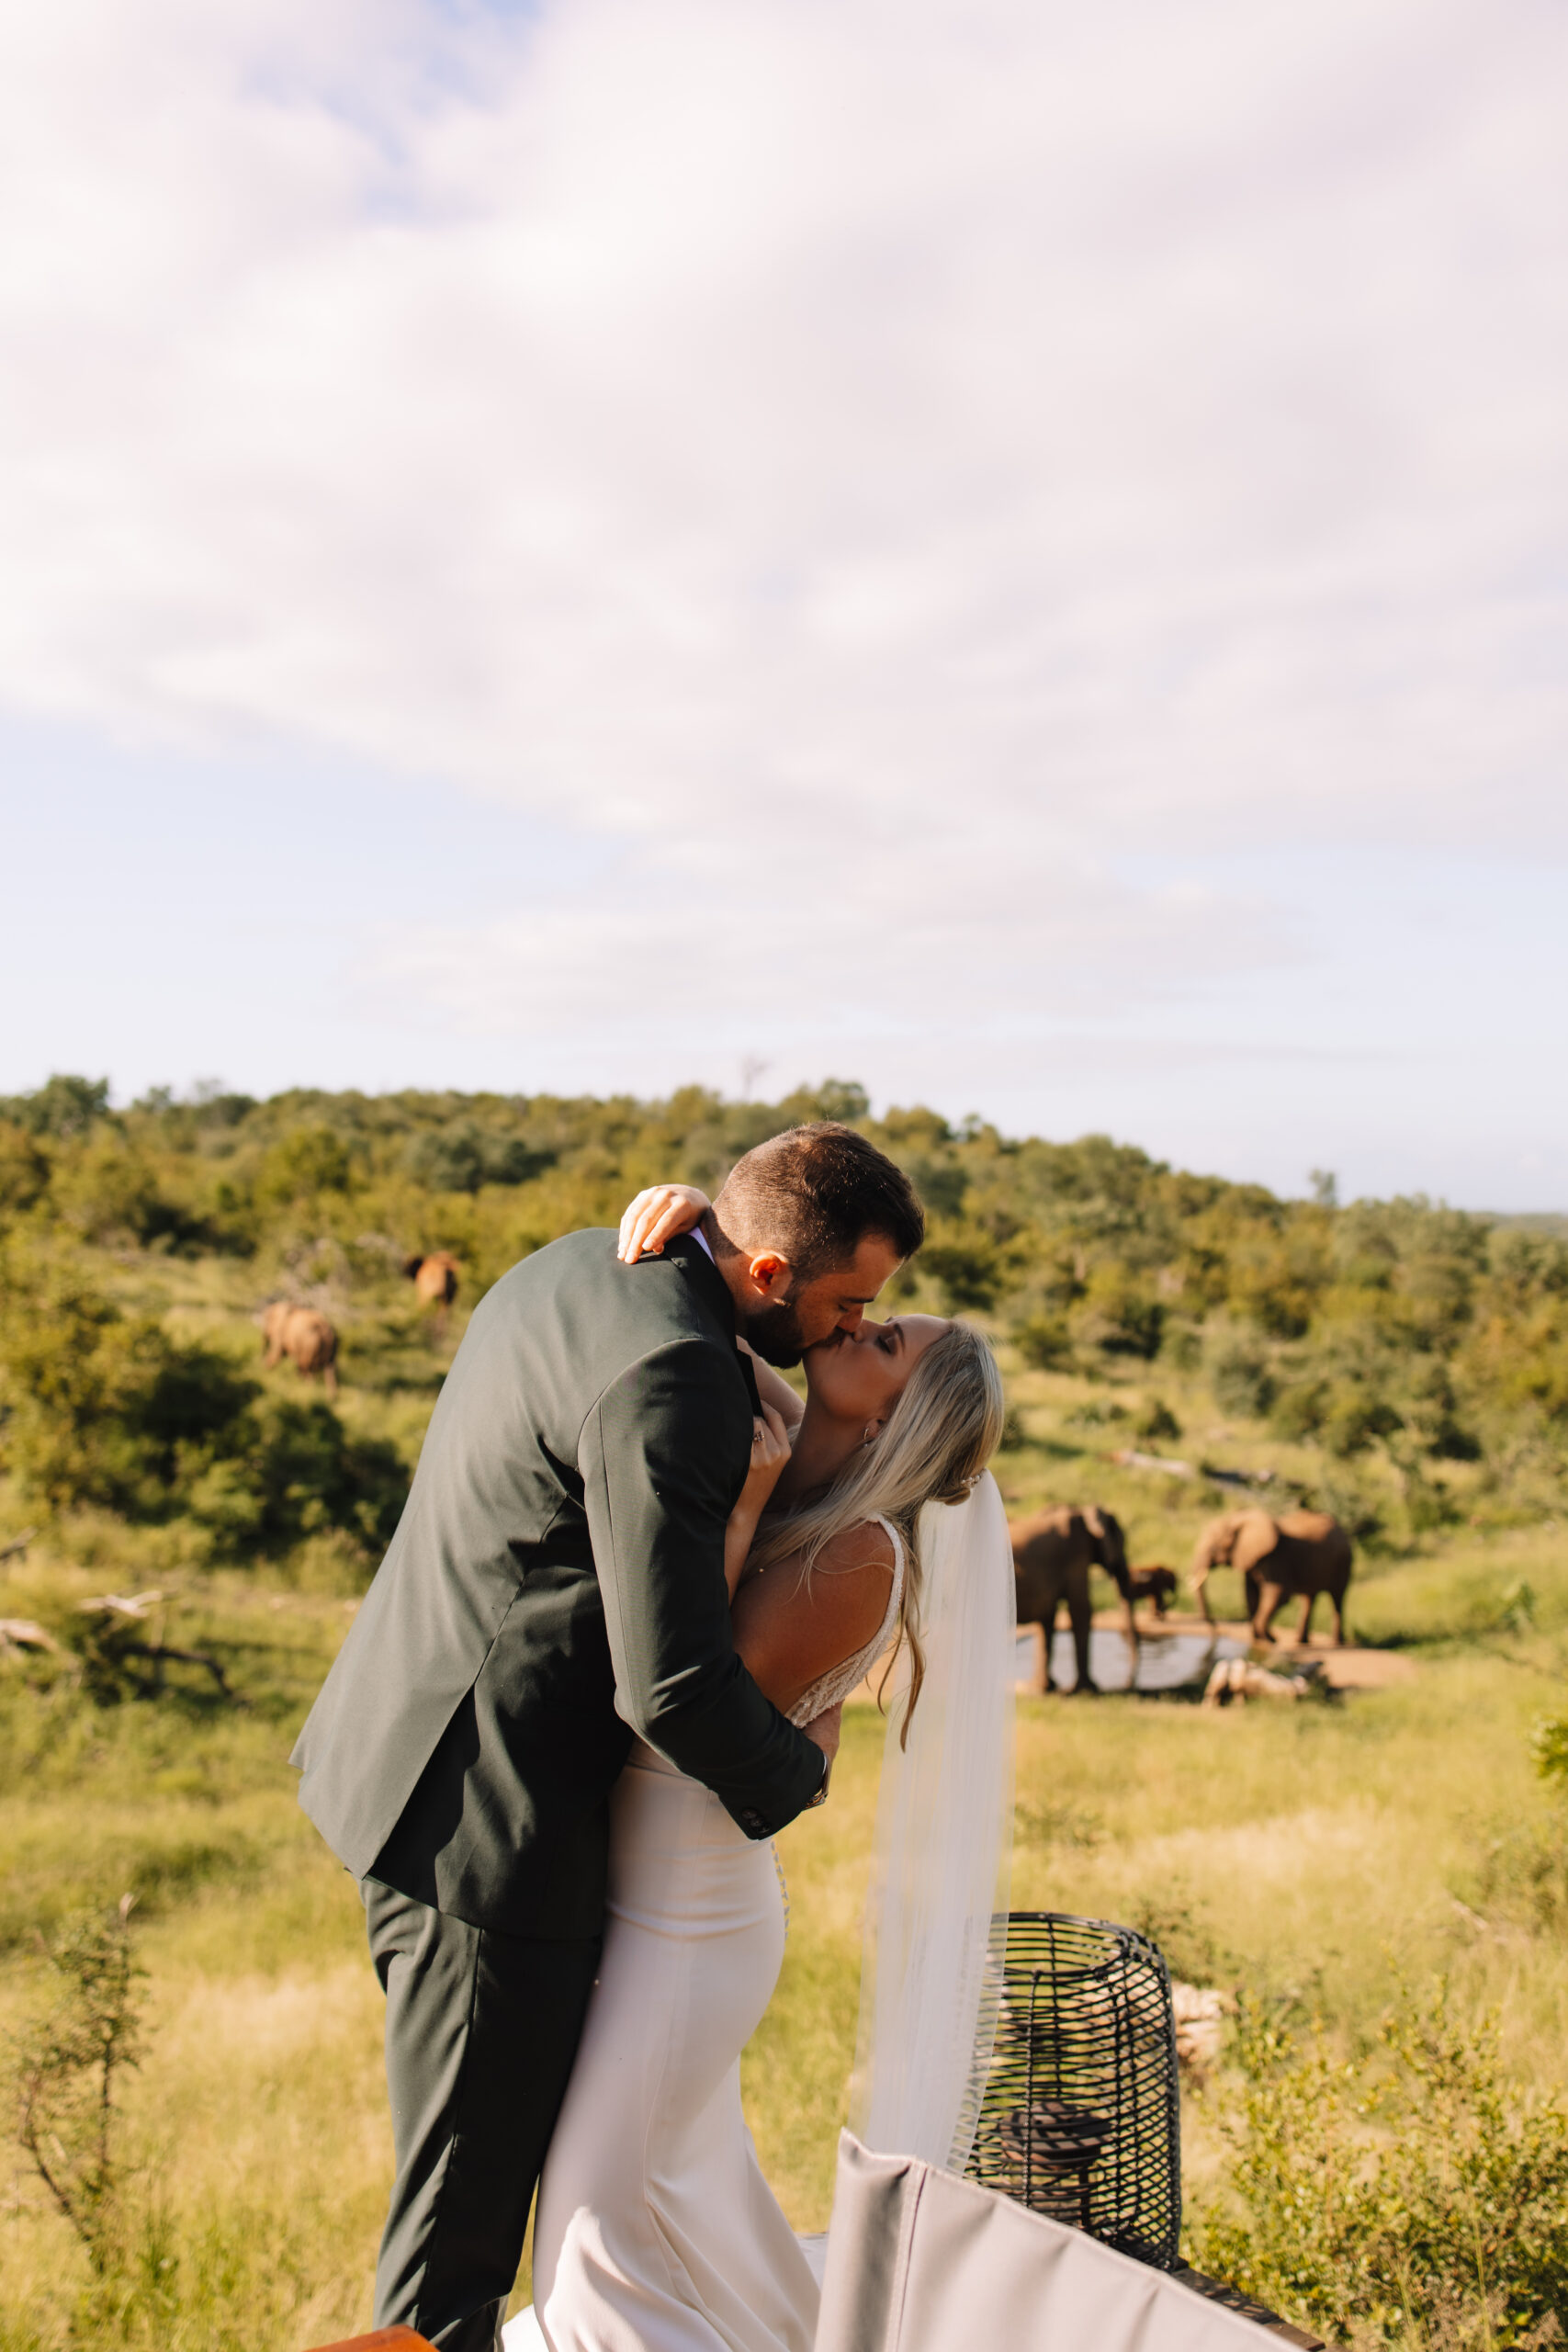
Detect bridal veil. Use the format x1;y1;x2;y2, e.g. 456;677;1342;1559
847;1468;1015;2174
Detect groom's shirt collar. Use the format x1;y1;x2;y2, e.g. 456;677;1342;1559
671;1227;760;1412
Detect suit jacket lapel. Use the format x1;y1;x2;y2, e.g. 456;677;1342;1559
666;1235;761;1413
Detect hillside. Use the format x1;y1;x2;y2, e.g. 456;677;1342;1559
2;1072;1564;1580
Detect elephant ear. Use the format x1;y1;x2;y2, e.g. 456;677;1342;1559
1083;1505;1105;1539
1235;1510;1280;1571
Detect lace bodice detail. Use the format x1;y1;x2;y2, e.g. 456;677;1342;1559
785;1516;905;1726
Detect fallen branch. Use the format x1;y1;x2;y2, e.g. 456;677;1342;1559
1111;1447;1195;1477
0;1618;58;1657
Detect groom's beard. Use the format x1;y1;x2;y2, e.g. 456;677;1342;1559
738;1295;807;1368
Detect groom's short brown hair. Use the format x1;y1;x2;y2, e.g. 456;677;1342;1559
714;1122;924;1281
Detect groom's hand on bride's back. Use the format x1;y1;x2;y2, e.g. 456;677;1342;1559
802;1700;842;1798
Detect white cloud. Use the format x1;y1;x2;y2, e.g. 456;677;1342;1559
0;0;1564;1060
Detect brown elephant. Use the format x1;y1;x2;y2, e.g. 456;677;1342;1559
259;1302;339;1396
405;1250;460;1334
1010;1505;1131;1693
1189;1508;1352;1645
1126;1566;1178;1617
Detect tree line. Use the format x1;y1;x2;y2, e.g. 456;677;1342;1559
2;1073;1564;1563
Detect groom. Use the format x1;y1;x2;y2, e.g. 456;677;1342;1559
292;1120;925;2352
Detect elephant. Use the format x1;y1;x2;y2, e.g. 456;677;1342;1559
405;1250;461;1335
260;1302;339;1396
1189;1509;1352;1645
1125;1566;1178;1617
1010;1505;1131;1693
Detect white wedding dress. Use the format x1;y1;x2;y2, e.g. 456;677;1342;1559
502;1523;908;2352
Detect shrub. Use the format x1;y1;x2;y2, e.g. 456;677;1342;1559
13;1895;145;2272
1074;1268;1165;1359
0;1073;111;1138
1211;1342;1277;1419
919;1221;1005;1313
1189;1984;1568;2347
1532;1716;1568;1788
0;1252;406;1557
0;1251;186;1513
0;1119;51;1220
1134;1397;1182;1443
254;1125;356;1210
51;1132;186;1249
403;1122;556;1193
1270;1376;1328;1441
1012;1314;1071;1370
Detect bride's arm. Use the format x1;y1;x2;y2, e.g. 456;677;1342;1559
617;1183;711;1262
724;1404;792;1597
736;1339;806;1432
730;1523;896;1719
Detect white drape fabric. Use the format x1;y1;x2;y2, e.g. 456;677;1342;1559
848;1471;1016;2174
817;2135;1284;2352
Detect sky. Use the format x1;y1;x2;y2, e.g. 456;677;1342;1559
1;0;1564;1206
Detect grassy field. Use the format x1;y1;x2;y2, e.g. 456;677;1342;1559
2;1329;1566;2347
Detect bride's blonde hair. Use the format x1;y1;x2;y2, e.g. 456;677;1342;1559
748;1322;1005;1742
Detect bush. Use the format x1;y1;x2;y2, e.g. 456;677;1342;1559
1189;1983;1568;2347
0;1073;111;1138
1134;1397;1182;1443
404;1122;556;1193
919;1221;1005;1313
0;1252;192;1513
51;1133;186;1249
0;1120;51;1220
1211;1342;1277;1419
1074;1268;1165;1359
13;1896;144;2272
1532;1716;1568;1788
1012;1314;1071;1370
254;1126;356;1211
0;1252;406;1557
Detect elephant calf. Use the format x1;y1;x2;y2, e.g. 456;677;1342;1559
259;1302;339;1396
1010;1505;1131;1693
1190;1508;1352;1645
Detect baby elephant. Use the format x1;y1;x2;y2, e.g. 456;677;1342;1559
260;1302;339;1396
1125;1566;1178;1617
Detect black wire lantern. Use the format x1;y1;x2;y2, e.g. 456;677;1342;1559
965;1911;1182;2269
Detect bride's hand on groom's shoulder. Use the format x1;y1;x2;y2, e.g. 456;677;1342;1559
617;1183;712;1262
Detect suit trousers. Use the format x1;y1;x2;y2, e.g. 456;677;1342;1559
364;1876;600;2352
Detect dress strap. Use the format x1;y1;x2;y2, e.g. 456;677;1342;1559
872;1515;905;1591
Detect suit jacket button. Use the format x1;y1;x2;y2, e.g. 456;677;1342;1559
740;1808;764;1835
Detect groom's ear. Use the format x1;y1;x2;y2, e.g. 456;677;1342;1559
744;1250;793;1299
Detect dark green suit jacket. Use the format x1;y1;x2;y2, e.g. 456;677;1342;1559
291;1230;823;1937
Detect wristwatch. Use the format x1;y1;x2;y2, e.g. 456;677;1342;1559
807;1753;831;1808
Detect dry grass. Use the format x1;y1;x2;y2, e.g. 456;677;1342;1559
1;1510;1566;2343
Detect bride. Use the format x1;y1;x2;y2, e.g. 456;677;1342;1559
505;1182;1016;2352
